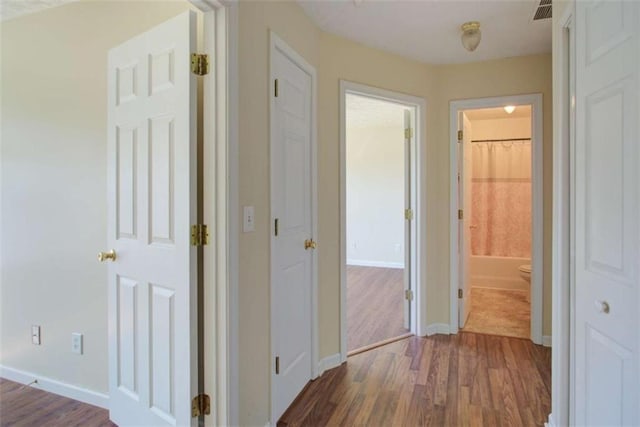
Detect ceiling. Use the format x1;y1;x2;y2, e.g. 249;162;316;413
346;94;408;129
298;0;552;65
0;0;78;21
465;105;532;120
1;1;552;63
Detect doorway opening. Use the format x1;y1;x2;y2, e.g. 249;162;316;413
459;106;533;339
450;94;544;344
340;81;425;360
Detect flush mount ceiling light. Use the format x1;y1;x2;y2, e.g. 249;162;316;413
461;21;481;52
504;105;516;114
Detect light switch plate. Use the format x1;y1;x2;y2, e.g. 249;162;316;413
243;206;255;232
31;325;41;345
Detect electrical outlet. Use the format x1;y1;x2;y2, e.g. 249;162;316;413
31;325;41;345
71;333;83;355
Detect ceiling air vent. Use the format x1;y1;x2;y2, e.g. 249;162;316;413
532;0;552;21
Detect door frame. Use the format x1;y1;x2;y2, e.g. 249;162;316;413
182;1;238;426
550;3;575;426
339;80;427;362
269;31;318;426
448;94;544;344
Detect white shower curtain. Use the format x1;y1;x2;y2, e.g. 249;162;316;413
470;141;532;258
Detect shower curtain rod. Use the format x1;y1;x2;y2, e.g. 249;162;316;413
470;138;531;143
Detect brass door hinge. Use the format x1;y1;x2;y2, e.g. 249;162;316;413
405;289;414;301
191;53;209;76
457;130;463;141
404;128;413;139
275;356;280;374
458;289;463;299
191;394;211;417
404;209;414;220
191;224;209;246
274;79;279;97
458;209;464;220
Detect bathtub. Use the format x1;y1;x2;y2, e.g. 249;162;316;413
469;255;530;291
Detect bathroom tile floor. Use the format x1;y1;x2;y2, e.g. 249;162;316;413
462;288;530;339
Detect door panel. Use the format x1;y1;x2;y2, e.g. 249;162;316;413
574;1;639;424
403;109;412;330
272;46;314;421
107;11;197;427
459;112;472;328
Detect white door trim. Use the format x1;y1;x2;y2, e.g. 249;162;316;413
339;80;427;362
183;1;238;426
550;4;575;427
269;31;318;426
448;94;544;345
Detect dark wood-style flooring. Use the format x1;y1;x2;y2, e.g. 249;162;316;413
279;332;551;427
347;266;409;352
0;378;114;427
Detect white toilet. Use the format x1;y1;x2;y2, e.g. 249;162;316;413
518;264;531;283
519;264;531;302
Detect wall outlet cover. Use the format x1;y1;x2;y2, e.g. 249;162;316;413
71;333;83;355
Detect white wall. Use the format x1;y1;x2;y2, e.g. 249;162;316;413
0;0;193;394
346;125;405;268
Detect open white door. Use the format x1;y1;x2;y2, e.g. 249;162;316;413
403;109;412;330
574;1;640;425
458;112;472;328
106;11;198;426
271;37;315;423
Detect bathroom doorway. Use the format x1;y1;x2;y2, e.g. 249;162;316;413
450;95;544;344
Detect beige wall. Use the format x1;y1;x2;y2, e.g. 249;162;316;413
236;2;319;425
0;0;193;394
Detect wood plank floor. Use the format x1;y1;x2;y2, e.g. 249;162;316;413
0;378;114;427
347;266;409;352
278;332;551;427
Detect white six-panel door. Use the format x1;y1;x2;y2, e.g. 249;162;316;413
271;41;314;422
106;11;198;426
574;1;639;424
459;112;473;328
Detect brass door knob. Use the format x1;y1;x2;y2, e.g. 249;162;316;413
98;249;117;262
595;300;610;314
304;239;317;250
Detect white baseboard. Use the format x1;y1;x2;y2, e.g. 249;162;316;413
346;259;404;269
316;353;342;377
545;413;555;427
542;335;552;347
0;365;109;409
424;323;450;336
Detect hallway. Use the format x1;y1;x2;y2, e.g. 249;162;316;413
278;332;551;426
